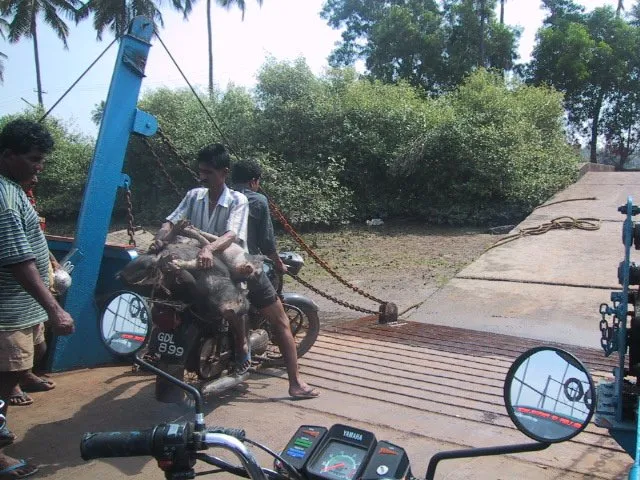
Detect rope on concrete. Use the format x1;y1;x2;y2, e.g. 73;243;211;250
486;216;601;252
533;197;597;210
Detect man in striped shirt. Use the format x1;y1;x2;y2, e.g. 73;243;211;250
152;143;251;371
0;119;75;479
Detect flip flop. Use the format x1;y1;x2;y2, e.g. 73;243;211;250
0;459;39;479
21;377;56;393
0;426;16;449
289;387;320;400
234;346;252;376
8;393;33;407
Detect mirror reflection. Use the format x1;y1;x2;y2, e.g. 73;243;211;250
100;291;150;356
505;348;595;443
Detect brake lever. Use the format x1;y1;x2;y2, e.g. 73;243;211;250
195;453;284;480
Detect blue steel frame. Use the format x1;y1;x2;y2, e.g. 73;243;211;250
595;196;640;478
48;17;157;371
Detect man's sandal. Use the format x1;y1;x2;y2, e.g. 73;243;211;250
234;347;252;376
8;392;33;407
0;459;39;479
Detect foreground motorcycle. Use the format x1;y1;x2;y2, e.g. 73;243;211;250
81;346;595;479
98;251;319;402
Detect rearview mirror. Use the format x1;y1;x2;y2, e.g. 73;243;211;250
504;347;595;443
99;291;151;356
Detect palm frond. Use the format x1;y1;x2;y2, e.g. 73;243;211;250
0;50;6;83
171;0;194;18
0;16;9;38
41;1;71;48
49;0;83;22
131;0;163;28
7;0;35;42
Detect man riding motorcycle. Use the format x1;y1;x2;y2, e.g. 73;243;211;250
151;144;319;399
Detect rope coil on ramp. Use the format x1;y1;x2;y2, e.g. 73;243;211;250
486;216;601;252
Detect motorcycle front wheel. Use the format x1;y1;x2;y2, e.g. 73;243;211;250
264;303;320;367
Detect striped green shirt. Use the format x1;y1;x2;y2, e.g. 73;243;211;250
0;175;50;330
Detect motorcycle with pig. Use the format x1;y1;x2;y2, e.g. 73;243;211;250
99;220;320;402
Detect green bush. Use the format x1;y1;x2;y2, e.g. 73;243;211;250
392;70;580;225
0;110;93;222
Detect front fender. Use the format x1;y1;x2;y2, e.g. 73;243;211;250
281;292;319;312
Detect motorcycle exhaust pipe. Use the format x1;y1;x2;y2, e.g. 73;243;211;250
200;371;251;396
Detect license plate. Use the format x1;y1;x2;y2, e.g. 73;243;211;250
151;330;186;362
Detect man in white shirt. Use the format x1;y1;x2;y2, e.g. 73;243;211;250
152;143;251;371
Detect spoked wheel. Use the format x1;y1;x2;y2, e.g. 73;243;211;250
265;303;320;367
197;338;224;381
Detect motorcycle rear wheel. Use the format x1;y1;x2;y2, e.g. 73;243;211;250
264;303;320;367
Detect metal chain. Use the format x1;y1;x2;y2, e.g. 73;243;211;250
124;183;137;247
156;128;199;180
599;302;618;356
290;274;378;315
143;137;184;198
266;196;387;306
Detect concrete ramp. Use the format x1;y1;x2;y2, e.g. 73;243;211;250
407;171;640;348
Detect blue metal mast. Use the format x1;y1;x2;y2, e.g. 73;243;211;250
49;17;157;370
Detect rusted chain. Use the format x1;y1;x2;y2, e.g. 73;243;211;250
156;128;199;181
124;184;137;247
486;216;601;251
289;274;378;315
143;137;184;198
265;194;387;306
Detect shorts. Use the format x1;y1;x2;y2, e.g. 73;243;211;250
0;323;45;372
246;270;278;309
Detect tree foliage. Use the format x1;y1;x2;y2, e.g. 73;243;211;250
527;1;640;163
0;17;8;82
321;0;520;93
392;70;579;224
0;110;93;220
2;63;581;229
76;0;195;40
0;0;80;105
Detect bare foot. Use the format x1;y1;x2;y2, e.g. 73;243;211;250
0;453;38;479
20;372;55;393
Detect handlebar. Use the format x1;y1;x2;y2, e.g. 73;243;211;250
80;423;268;480
203;433;267;480
80;428;156;460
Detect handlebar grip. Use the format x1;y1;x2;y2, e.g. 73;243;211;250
206;426;246;441
80;428;155;460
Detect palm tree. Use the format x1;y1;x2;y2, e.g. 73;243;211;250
207;0;263;95
478;0;486;67
0;17;8;83
76;0;195;41
0;0;80;106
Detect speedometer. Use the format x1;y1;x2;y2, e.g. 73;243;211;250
307;441;368;480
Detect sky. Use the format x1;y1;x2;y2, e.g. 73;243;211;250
0;0;622;138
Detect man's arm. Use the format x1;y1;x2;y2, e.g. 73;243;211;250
197;231;237;267
257;196;287;273
197;192;248;268
150;221;174;252
9;260;75;335
267;251;287;273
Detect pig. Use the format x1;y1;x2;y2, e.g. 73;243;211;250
176;225;265;281
117;232;249;318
